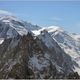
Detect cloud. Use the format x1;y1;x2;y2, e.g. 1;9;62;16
0;10;28;17
50;17;62;21
0;10;13;16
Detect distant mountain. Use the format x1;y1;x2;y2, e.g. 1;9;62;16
0;13;80;79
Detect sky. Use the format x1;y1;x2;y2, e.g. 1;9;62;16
0;1;80;33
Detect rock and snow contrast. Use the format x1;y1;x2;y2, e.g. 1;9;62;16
33;26;80;75
0;12;80;79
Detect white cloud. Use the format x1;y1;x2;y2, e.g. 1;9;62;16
0;10;13;16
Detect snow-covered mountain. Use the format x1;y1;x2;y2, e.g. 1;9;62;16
71;33;80;41
0;15;40;39
35;26;80;75
0;12;80;79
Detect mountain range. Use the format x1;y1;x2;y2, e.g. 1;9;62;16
0;13;80;79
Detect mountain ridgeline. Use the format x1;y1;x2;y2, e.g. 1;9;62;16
0;15;80;79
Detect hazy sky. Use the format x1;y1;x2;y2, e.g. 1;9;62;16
0;1;80;33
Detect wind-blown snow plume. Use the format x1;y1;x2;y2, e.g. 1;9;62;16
0;10;13;17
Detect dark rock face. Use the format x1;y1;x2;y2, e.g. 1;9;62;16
67;72;80;79
0;33;79;79
0;15;80;79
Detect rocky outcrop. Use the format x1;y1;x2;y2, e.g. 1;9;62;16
0;15;80;79
0;32;79;79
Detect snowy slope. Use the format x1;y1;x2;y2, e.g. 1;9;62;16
33;29;77;73
40;26;80;75
0;9;40;38
0;38;4;44
0;15;40;38
71;33;80;41
0;16;28;38
32;26;80;75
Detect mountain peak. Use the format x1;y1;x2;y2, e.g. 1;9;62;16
0;13;40;38
0;14;29;38
45;26;64;33
0;15;23;23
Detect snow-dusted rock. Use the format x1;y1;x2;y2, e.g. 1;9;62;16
0;12;79;79
42;26;80;75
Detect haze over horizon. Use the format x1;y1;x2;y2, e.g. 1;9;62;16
0;1;80;34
